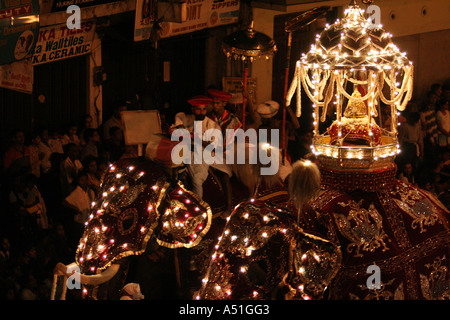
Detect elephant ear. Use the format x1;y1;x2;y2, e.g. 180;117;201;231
154;181;212;249
76;158;168;275
287;231;342;300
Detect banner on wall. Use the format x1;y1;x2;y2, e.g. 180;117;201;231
31;21;95;65
0;0;40;66
0;59;33;93
50;0;120;12
134;0;239;42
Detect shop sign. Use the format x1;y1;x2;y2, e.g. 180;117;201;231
0;58;33;93
134;0;239;42
0;0;40;65
31;20;95;65
50;0;119;12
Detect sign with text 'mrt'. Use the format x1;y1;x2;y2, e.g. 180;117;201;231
31;20;95;65
134;0;240;42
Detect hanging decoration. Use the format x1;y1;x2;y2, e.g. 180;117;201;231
222;21;277;130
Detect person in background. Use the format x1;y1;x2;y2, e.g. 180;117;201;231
103;126;125;163
47;129;64;155
436;99;450;152
398;112;424;171
2;129;31;178
430;83;442;100
397;162;417;185
37;129;53;177
61;123;80;147
82;155;101;198
419;91;439;165
173;96;232;201
208;88;242;138
8;173;48;239
27;132;41;179
59;143;83;198
80;128;101;162
78;114;95;147
102;100;129;141
62;170;95;248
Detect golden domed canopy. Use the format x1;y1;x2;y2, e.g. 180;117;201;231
286;1;414;170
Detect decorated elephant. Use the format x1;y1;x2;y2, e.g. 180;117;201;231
195;159;343;300
52;157;216;300
298;163;450;300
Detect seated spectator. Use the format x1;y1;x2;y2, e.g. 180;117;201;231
430;83;442;99
78;114;95;146
60;143;83;198
47;129;64;155
8;173;48;239
62;170;95;247
397;162;417;185
27;131;41;179
398;112;423;170
419;92;439;165
436;99;450;152
103;126;126;163
61;122;80;147
82;155;101;197
37;129;53;177
2;129;31;178
102;100;128;141
80;128;101;162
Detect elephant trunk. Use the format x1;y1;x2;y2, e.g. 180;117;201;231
51;262;120;299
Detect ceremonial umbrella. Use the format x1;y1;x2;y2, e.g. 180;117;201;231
222;21;277;130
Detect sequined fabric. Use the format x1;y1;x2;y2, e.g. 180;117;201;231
300;166;450;300
74;158;212;299
195;198;341;300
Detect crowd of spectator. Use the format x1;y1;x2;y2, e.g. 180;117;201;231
0;100;133;300
395;82;450;208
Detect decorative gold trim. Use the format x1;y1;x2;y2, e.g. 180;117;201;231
76;181;168;272
155;181;213;249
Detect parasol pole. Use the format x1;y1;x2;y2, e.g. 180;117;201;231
222;21;277;132
281;31;292;164
242;60;248;131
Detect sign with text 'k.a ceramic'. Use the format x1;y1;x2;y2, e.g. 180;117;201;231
31;20;95;65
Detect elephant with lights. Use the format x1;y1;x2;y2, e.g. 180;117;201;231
52;157;219;300
195;159;343;300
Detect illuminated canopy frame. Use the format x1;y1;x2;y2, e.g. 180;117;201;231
286;1;414;170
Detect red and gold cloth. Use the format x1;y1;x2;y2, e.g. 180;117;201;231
300;165;450;299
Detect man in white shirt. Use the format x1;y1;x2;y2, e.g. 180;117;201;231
63;170;95;245
60;143;84;197
102;100;130;141
173;96;232;200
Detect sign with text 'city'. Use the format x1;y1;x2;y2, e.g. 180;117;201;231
134;0;239;42
31;20;95;65
0;0;40;65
